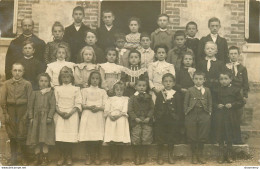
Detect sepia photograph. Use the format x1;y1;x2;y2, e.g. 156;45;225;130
0;0;260;167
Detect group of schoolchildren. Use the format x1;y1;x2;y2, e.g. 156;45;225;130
0;6;249;166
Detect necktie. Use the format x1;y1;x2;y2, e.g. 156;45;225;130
232;63;235;76
207;60;212;71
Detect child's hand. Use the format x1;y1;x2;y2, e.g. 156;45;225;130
135;118;142;123
46;118;52;124
92;106;99;113
109;114;116;121
217;104;224;109
143;117;150;124
225;103;232;109
181;88;188;93
64;113;72;119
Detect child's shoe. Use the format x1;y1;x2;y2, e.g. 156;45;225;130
140;147;147;165
85;154;92;165
168;145;175;164
57;154;64;166
157;146;164;165
41;153;48;166
66;154;73;166
32;154;41;166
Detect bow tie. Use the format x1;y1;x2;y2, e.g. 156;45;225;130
205;57;216;71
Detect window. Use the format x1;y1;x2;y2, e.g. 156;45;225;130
0;0;17;38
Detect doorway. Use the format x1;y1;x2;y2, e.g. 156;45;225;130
101;1;161;34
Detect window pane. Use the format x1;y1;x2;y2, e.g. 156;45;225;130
0;0;15;38
248;0;260;43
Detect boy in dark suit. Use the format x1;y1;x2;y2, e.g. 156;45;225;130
197;17;228;63
184;71;212;164
226;46;249;144
96;10;120;51
63;6;91;63
185;21;200;64
215;71;244;163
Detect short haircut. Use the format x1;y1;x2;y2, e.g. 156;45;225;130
205;41;218;51
79;46;96;64
102;10;114;17
21;19;34;27
157;13;169;20
154;44;169;54
113;81;125;93
182;51;195;67
228;46;240;54
87;71;102;88
135;74;150;93
37;73;51;88
105;47;118;62
186;21;198;30
52;21;64;32
73;6;85;16
162;73;175;82
193;71;206;78
208;17;221;27
55;44;70;60
22;40;35;49
12;62;24;70
128;49;141;59
219;69;233;79
140;32;151;40
174;30;186;39
115;33;126;41
128;17;141;27
84;29;97;40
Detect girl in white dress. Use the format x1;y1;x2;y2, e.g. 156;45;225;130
46;44;74;87
54;66;82;166
74;46;105;88
79;71;108;165
104;81;131;165
99;48;123;96
148;44;175;102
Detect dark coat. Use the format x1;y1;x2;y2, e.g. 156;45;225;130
26;89;56;146
215;85;244;143
5;34;46;79
184;86;212;115
96;25;120;51
63;24;91;63
176;67;194;90
197;34;229;63
186;38;200;64
128;93;154;127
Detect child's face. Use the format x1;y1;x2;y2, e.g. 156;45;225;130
162;76;175;90
56;48;66;61
186;24;198;37
209;21;220;34
115;38;126;49
140;37;151;49
183;55;193;67
157;16;169;29
229;49;239;62
129;53;140;66
204;43;217;58
72;10;84;24
114;86;124;97
175;35;186;48
39;76;50;89
129;20;139;33
61;74;72;85
85;32;97;46
12;65;24;80
193;75;205;87
53;26;64;40
90;73;100;87
102;12;114;26
106;50;117;63
23;44;35;57
135;81;147;93
219;74;231;87
82;49;94;63
156;48;167;61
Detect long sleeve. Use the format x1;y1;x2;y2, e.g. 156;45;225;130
27;91;36;119
74;66;83;86
54;87;60;107
44;43;50;64
104;98;111;117
148;64;155;89
184;89;191;115
101;90;108;108
0;82;7;107
74;87;82;111
45;66;54;86
231;89;244;109
147;98;154;118
5;41;15;79
169;64;176;76
48;91;56;119
197;38;205;61
207;89;212;114
223;39;229;63
166;50;173;63
242;67;249;98
151;32;155;49
128;97;137;120
122;98;129;116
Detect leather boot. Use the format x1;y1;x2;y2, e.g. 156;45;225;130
20;145;28;166
133;146;140;165
57;153;64;166
110;145;116;165
226;145;233;163
116;145;123;165
168;144;175;164
157;145;164;165
191;143;197;164
41;153;48;166
85;143;92;165
197;143;206;164
94;143;101;165
140;146;147;165
218;145;225;164
32;153;40;166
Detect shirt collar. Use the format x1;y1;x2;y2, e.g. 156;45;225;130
210;33;218;38
159;28;168;32
40;87;51;94
105;25;113;31
11;78;23;84
134;91;146;96
24;56;33;59
57;59;66;63
23;34;33;38
195;85;204;90
186;36;195;39
205;56;216;61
